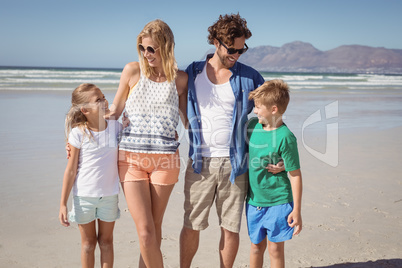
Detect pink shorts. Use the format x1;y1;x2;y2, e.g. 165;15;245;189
118;150;180;185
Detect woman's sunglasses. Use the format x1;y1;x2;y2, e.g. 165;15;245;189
138;44;160;54
218;39;248;55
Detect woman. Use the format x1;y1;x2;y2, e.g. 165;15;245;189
107;20;187;267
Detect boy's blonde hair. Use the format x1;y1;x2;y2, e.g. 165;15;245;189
65;83;98;142
249;79;290;114
137;19;177;83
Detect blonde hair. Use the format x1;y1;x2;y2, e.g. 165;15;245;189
137;19;177;82
65;83;98;142
249;79;290;114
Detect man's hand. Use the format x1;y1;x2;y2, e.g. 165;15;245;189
265;161;285;174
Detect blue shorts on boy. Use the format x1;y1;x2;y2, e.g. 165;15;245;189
246;202;294;244
69;195;120;224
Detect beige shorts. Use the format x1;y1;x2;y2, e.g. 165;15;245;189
118;150;180;185
183;157;248;233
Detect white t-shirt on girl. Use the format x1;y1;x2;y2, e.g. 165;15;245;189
69;120;122;197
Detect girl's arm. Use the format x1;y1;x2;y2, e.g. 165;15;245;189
105;62;140;120
176;70;189;128
59;146;80;227
288;168;303;235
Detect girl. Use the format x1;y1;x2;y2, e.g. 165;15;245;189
59;83;122;268
105;19;188;268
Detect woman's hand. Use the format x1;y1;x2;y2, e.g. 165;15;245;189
104;104;119;120
65;143;71;159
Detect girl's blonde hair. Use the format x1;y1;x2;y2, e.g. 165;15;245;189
65;83;98;142
137;19;177;82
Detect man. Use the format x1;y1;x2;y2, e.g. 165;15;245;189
180;14;265;268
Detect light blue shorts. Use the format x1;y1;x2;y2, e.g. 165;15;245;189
69;194;120;225
246;202;294;244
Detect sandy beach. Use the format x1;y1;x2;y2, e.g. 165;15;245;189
0;89;401;268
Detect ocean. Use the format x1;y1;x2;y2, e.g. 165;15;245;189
1;66;402;93
0;69;401;268
1;66;402;135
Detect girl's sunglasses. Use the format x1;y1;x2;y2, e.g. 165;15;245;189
138;44;160;54
218;39;248;55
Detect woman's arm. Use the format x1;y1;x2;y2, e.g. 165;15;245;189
175;70;189;129
59;146;80;227
105;62;140;120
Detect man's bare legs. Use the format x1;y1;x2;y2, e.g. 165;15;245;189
180;226;240;268
219;227;239;268
180;226;200;268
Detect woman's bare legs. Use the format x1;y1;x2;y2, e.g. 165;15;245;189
122;181;174;268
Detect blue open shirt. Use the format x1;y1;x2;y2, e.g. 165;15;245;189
185;55;265;183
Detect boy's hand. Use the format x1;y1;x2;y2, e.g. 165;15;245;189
59;206;70;227
288;210;302;236
65;143;71;159
266;161;285;174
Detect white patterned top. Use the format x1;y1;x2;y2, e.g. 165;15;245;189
119;72;179;154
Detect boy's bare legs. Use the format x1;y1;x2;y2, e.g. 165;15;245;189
180;226;200;268
219;227;239;268
268;241;285;268
250;238;267;268
78;221;97;268
97;220;115;268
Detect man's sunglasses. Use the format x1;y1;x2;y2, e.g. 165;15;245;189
218;39;248;55
138;44;160;54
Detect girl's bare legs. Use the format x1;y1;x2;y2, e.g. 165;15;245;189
78;221;97;268
122;181;174;268
97;220;115;268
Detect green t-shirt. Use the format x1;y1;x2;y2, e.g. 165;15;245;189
247;117;300;207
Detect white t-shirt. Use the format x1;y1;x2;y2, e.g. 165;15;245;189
195;65;235;157
69;120;122;197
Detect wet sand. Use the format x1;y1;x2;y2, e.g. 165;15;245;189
0;90;401;267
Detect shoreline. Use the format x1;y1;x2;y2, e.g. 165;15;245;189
0;91;401;267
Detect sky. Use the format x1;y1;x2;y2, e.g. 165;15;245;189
1;0;402;69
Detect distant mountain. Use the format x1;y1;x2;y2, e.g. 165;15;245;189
238;41;402;74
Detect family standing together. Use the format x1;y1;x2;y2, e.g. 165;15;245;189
59;13;303;268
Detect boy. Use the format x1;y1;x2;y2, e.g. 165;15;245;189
246;79;303;268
